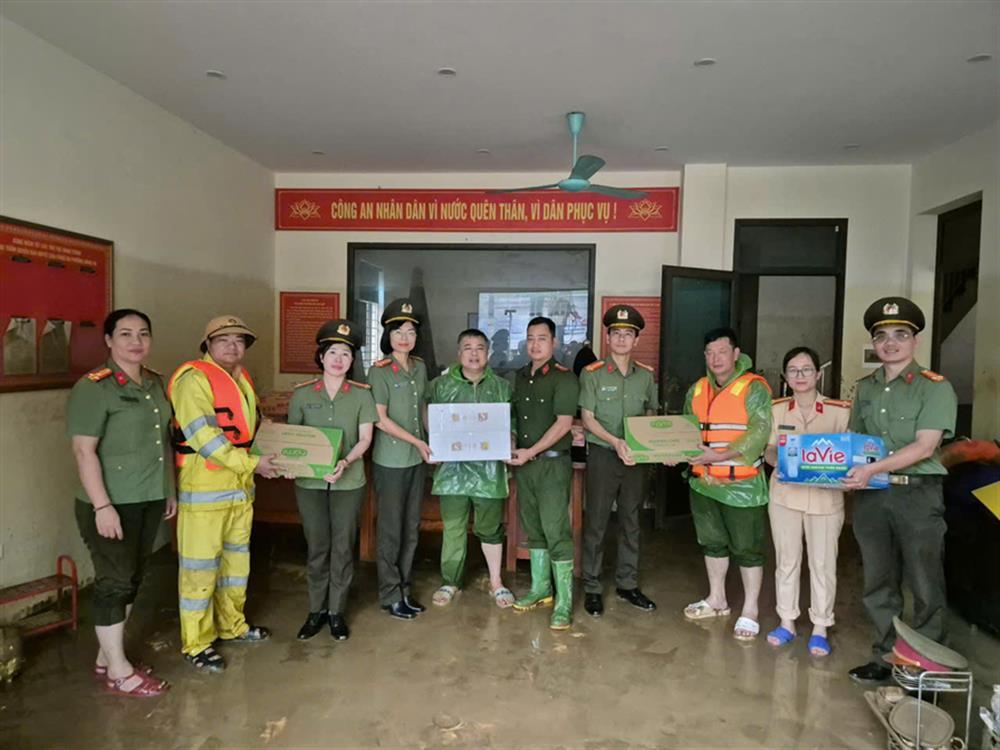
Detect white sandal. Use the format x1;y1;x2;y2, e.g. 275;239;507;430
683;599;732;621
432;585;459;606
491;586;515;609
733;616;760;641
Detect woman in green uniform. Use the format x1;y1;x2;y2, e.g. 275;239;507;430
67;308;175;697
367;299;431;620
286;319;378;641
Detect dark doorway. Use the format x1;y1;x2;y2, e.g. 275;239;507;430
932;199;981;438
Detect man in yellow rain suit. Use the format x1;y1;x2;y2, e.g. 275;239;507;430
168;316;278;672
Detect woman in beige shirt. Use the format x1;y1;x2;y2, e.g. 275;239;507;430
763;347;851;657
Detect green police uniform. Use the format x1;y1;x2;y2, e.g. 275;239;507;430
578;304;659;596
368;297;431;607
512;358;578;562
286;319;379;616
850;297;957;661
66;360;173;626
428;363;512;588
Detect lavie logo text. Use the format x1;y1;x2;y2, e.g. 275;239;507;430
802;445;846;464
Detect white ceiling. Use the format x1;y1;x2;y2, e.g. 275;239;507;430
3;0;998;173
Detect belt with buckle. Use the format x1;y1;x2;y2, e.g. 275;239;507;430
888;474;944;486
537;449;569;459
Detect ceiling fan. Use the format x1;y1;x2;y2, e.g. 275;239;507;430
494;112;647;200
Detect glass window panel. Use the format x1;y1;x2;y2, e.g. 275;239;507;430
736;225;840;271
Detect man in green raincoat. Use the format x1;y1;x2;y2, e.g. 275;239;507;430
428;329;515;609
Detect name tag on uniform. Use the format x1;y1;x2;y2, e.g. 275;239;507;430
778;424;796;431
304;403;323;410
600;385;618;394
119;396;139;403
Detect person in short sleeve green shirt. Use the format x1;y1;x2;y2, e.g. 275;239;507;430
844;297;957;685
365;298;431;617
66;309;174;696
284;319;377;641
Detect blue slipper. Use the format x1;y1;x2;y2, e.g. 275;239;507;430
766;626;796;646
808;634;831;656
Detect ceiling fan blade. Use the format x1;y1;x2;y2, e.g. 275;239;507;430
569;154;605;181
586;185;648;200
489;184;561;194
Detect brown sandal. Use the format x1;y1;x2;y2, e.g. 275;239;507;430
93;662;153;680
104;670;169;697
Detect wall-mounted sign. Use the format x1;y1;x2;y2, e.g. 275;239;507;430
0;217;113;392
275;188;678;232
279;292;340;374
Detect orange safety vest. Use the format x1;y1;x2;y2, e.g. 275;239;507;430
689;372;771;480
167;360;258;469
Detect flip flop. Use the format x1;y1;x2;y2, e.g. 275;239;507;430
733;616;760;641
766;626;796;647
104;670;169;698
808;634;831;657
491;586;515;609
432;585;459;606
683;599;732;621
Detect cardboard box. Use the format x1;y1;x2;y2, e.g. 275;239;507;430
428;403;511;462
777;432;889;489
624;415;703;464
251;422;343;479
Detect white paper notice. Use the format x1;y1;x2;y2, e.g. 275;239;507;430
428;403;511;462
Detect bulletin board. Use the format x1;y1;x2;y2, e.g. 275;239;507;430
279;291;340;373
600;296;661;380
0;217;114;392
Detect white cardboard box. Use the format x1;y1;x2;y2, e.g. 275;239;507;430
428;403;511;462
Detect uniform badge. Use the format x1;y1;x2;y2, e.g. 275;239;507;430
617;309;629;320
401;303;413;314
883;302;899;316
337;323;350;336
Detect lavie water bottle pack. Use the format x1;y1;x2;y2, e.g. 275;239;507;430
777;432;889;489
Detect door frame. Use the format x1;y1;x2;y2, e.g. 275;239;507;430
930;199;982;372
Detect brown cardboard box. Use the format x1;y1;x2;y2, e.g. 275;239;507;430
624;415;702;463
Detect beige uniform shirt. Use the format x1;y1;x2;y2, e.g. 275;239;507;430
767;395;851;514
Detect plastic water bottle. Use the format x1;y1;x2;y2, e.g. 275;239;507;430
785;438;800;480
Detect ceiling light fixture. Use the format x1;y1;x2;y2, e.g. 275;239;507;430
693;58;717;67
205;69;227;80
966;53;992;63
654;146;670;152
436;67;458;77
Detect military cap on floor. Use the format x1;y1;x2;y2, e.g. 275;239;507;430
863;297;926;334
201;315;256;349
883;615;968;671
603;304;645;331
381;298;421;327
316;319;363;349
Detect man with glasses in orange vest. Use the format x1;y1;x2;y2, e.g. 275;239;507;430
168;316;279;673
675;327;772;642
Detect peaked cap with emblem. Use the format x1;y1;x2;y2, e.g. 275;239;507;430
863;296;925;334
202;315;256;349
381;298;421;327
603;304;645;332
316;318;363;349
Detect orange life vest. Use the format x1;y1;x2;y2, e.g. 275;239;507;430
167;359;258;469
690;372;771;480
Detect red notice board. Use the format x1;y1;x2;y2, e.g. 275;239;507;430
600;296;661;381
0;217;114;392
279;292;340;373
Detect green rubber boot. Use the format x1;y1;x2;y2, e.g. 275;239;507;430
513;549;553;611
549;559;574;630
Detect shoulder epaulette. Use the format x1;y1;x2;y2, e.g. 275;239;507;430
86;367;113;382
921;369;946;383
772;396;792;405
824;398;852;409
373;358;392;368
634;360;654;372
553;362;570;372
294;378;320;389
584;360;605;372
348;379;371;390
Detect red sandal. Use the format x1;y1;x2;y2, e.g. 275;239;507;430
104;670;170;697
93;662;154;680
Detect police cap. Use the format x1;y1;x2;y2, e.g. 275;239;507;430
202;315;256;350
863;297;925;334
603;304;644;332
316;318;363;349
381;298;421;327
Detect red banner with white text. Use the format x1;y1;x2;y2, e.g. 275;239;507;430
275;188;678;232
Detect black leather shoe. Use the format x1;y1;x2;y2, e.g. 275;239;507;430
382;600;417;620
297;611;328;640
329;613;350;640
584;592;604;617
849;662;892;684
616;587;657;611
404;595;426;613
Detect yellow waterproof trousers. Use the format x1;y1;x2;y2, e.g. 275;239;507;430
177;502;253;655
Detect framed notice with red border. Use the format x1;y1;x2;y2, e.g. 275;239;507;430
280;292;340;373
600;296;661;381
0;217;114;392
